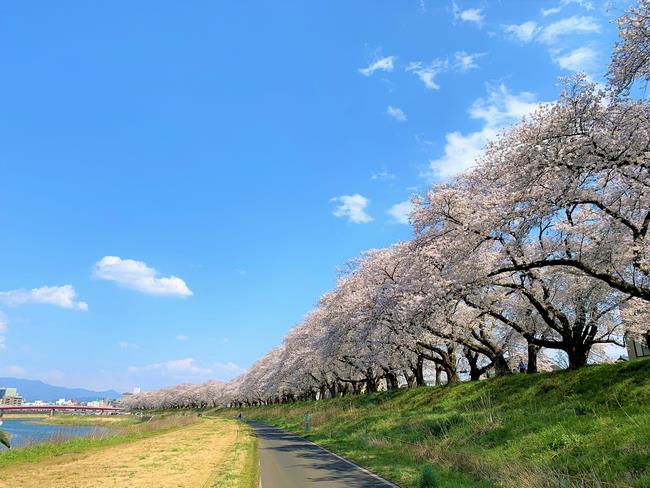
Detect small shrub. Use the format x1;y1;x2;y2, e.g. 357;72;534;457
418;465;439;488
427;413;465;437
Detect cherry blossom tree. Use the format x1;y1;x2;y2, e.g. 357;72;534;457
609;0;650;93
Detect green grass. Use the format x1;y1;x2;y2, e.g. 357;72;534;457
218;359;650;488
0;413;198;468
208;419;259;488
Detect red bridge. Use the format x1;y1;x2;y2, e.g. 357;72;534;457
0;405;125;413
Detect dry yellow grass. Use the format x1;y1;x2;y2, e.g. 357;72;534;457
0;417;242;488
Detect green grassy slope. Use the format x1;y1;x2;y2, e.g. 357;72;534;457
221;359;650;488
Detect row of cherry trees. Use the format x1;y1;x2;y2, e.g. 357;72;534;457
122;1;650;411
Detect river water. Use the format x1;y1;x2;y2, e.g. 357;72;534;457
0;418;114;449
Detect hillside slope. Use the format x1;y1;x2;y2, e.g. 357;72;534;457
223;359;650;488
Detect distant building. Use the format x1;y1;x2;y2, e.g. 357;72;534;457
0;387;24;406
2;395;23;406
86;400;107;408
132;387;141;395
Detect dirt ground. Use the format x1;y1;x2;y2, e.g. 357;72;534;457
0;417;241;487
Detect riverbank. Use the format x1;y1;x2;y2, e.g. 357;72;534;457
34;414;138;427
219;359;650;488
2;413;135;427
0;413;195;468
0;416;257;487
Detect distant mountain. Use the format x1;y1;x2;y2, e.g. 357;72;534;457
0;377;120;403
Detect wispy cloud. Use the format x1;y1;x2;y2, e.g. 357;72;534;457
406;51;481;90
129;358;211;375
454;51;483;71
541;6;563;16
213;361;246;375
2;365;26;377
504;21;539;43
504;16;599;45
359;56;396;76
176;334;189;341
553;46;598;72
386;105;407;122
0;312;7;350
330;194;373;224
388;200;415;225
93;256;193;298
428;84;542;178
406;59;448;90
371;171;396;181
118;341;139;350
0;285;88;311
537;16;599;44
452;1;484;25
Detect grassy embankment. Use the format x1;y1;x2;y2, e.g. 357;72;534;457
0;415;258;488
221;359;650;488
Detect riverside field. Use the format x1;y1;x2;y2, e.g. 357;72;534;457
0;415;257;488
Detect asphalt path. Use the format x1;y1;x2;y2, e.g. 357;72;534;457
247;421;399;488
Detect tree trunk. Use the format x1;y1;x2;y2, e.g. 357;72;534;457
386;372;399;390
493;353;511;376
527;342;540;374
405;370;417;388
415;356;426;386
465;349;482;381
567;344;590;369
434;365;442;386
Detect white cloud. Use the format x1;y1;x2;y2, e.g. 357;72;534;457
129;358;211;375
429;84;542;177
371;171;396;181
563;0;593;10
2;365;26;377
406;59;448;90
454;51;483;71
118;341;138;350
0;312;7;335
553;46;598;72
504;21;539;43
359;56;396;76
538;16;599;44
541;6;563;16
386;105;407;122
0;311;7;349
0;285;88;311
42;369;65;384
388;200;415;225
452;2;484;25
176;334;189;341
213;361;246;375
330;194;373;224
93;256;193;297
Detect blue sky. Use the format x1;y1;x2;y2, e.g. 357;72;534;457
0;0;629;392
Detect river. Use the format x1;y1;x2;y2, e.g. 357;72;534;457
0;418;114;449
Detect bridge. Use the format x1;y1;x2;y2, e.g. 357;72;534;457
0;405;125;414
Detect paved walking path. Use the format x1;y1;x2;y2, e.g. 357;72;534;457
248;421;399;488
